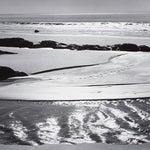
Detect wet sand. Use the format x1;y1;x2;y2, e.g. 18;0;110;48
0;99;150;146
1;143;150;150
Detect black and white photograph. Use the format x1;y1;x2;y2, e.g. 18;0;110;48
0;0;150;150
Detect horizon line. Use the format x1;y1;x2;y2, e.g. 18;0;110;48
0;12;150;16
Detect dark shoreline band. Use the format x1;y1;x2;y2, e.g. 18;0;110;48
0;96;150;103
0;37;150;52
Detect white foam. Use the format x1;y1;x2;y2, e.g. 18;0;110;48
36;117;61;144
117;130;150;144
124;101;150;121
10;120;38;145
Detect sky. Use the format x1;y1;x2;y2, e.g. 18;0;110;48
0;0;150;14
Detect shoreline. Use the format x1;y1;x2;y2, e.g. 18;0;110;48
0;142;150;150
0;96;150;103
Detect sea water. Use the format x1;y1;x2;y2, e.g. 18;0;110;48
0;13;150;23
0;13;150;45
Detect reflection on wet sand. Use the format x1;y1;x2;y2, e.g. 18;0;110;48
0;99;150;146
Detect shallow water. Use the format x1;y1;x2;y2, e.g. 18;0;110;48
0;99;150;146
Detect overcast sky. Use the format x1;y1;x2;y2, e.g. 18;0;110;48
0;0;150;14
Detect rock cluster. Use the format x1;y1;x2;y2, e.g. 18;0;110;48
34;30;40;33
0;66;27;80
0;38;33;48
0;38;150;52
0;50;17;55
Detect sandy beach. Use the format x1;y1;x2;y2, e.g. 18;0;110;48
1;47;150;100
0;13;150;149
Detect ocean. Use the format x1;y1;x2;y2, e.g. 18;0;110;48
0;13;150;45
0;13;150;23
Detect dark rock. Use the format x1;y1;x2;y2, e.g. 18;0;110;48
38;40;58;48
56;43;68;49
106;45;112;50
77;45;110;51
67;44;82;50
119;43;139;52
143;29;148;31
0;38;33;48
33;41;68;49
34;30;40;33
0;50;17;55
103;46;112;50
1;38;150;53
0;66;27;80
32;44;40;48
139;45;150;52
78;45;99;50
111;44;121;51
125;23;133;25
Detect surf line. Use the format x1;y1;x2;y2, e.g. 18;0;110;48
84;82;150;87
32;54;126;75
